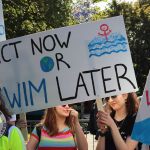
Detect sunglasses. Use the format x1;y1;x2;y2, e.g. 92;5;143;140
61;104;72;107
105;95;117;102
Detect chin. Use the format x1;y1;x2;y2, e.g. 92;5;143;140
63;113;70;117
112;107;119;111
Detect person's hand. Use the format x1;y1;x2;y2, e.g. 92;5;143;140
69;109;79;125
16;119;27;128
96;111;107;133
97;111;115;131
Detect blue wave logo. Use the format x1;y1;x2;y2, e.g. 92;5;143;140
88;33;127;58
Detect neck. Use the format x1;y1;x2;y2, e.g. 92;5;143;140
115;107;127;121
56;116;67;131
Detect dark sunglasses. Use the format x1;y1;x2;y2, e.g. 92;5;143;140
105;95;117;102
62;104;72;107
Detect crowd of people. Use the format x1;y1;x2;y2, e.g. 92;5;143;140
0;93;26;150
0;91;149;150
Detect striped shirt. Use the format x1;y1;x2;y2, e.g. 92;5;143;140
31;126;77;150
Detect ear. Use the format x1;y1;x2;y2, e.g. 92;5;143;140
122;93;128;100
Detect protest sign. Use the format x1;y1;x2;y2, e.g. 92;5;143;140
131;71;150;144
0;2;28;140
0;1;6;41
0;15;138;114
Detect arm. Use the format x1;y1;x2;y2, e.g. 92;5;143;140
70;109;88;150
110;122;138;150
27;134;39;150
97;111;138;150
27;127;39;150
96;136;105;150
96;114;108;150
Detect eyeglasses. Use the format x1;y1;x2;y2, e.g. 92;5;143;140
61;104;72;107
105;95;117;102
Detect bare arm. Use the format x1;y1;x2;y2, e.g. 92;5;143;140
74;122;88;150
96;136;105;150
110;123;138;150
97;111;138;150
70;109;88;150
27;135;38;150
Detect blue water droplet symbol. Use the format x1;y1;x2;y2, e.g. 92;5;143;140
40;56;54;72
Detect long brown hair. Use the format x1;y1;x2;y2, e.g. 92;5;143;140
125;92;139;115
109;92;140;115
37;107;74;136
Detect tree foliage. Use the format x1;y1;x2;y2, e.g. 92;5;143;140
93;0;108;3
72;0;97;23
108;0;150;95
91;0;150;95
2;0;150;95
2;0;73;39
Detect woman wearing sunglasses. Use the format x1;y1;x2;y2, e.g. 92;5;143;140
96;93;141;150
27;104;88;150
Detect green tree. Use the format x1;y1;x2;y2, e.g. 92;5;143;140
91;0;150;95
93;0;108;2
2;0;150;95
2;0;74;39
109;0;150;95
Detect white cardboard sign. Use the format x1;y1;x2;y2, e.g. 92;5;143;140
0;0;6;41
0;16;138;114
131;71;150;144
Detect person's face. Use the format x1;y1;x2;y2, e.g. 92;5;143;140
105;94;128;111
55;105;71;118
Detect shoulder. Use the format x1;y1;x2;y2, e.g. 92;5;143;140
126;113;137;123
63;127;70;132
122;113;137;136
129;113;137;118
8;126;26;150
56;127;74;137
9;125;19;131
9;125;21;133
8;125;24;138
2;124;19;137
31;125;43;141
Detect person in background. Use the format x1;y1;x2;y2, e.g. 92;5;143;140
8;114;27;130
16;117;27;129
96;92;141;150
8;114;17;125
88;101;99;140
0;92;26;150
27;104;88;150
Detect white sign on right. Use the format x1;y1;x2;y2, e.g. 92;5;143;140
0;0;6;41
131;71;150;144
